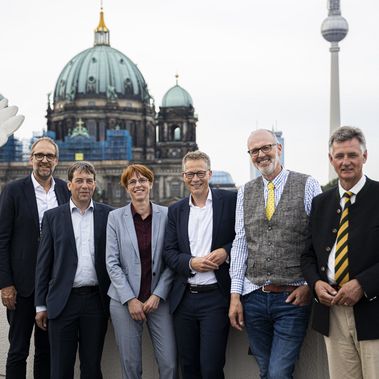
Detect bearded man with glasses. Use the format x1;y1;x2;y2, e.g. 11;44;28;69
0;136;70;378
163;150;237;379
229;129;321;379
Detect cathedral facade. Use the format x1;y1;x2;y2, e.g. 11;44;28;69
0;9;198;206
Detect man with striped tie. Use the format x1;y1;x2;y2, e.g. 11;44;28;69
229;129;321;379
301;126;379;379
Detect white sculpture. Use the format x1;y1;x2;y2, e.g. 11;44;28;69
0;95;25;147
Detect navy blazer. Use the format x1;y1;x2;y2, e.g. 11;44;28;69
35;202;113;320
163;189;237;313
0;176;70;296
301;177;379;341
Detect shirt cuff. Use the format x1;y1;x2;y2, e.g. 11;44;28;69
36;306;47;313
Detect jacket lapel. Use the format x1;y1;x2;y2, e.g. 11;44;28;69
151;203;161;260
54;179;68;205
22;176;40;232
211;189;222;250
180;200;191;254
124;204;140;258
63;203;78;258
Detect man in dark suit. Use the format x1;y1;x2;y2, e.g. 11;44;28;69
163;150;237;379
35;161;112;379
0;136;70;379
301;126;379;379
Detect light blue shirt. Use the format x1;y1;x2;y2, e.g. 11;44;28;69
230;169;322;295
70;199;98;287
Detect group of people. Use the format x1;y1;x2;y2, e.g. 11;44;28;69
0;125;377;379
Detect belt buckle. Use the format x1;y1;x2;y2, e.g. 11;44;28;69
189;286;199;294
262;285;271;293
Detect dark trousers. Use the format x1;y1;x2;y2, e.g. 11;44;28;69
6;293;50;379
173;288;229;379
48;289;108;379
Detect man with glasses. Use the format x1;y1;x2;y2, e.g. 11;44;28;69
164;150;237;379
0;136;70;378
229;129;321;379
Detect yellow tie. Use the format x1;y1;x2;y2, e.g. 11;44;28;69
335;191;353;286
266;182;275;221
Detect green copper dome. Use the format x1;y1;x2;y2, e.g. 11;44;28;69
53;10;150;103
161;83;193;108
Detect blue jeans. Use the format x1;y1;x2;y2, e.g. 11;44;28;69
243;290;310;379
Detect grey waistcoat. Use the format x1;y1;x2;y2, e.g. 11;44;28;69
243;171;309;285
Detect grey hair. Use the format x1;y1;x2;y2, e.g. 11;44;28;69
182;150;211;171
329;126;366;152
31;136;59;158
248;129;279;144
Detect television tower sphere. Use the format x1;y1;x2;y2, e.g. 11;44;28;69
321;15;349;43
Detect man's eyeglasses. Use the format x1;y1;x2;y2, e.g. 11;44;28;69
247;144;277;157
32;153;57;162
127;178;149;187
182;170;208;179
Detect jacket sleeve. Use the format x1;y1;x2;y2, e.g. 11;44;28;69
106;212;136;304
163;206;192;278
35;213;54;308
0;185;15;289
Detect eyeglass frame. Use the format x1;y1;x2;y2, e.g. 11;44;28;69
247;143;277;157
32;153;57;162
182;170;209;180
127;177;150;187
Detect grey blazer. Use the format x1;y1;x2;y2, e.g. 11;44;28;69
106;203;173;304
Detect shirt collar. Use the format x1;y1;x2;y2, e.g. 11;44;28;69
31;173;56;191
189;188;213;208
70;198;94;213
338;175;366;198
261;167;287;188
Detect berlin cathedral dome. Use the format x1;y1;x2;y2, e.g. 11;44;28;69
53;11;150;104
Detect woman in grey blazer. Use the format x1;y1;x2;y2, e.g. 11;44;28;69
106;164;176;379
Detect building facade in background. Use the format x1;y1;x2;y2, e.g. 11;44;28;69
0;9;206;206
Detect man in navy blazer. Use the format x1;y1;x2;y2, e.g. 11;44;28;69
0;137;70;379
164;150;237;379
35;161;112;379
301;127;379;378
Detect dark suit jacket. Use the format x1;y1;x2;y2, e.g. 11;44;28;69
163;189;237;313
35;202;113;320
301;177;379;341
0;175;70;297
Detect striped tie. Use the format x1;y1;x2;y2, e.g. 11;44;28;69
335;191;353;286
266;182;275;221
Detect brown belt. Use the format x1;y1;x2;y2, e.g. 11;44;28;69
261;284;297;293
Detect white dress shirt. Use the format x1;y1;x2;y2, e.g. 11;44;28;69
188;190;218;285
230;169;322;295
36;199;98;312
31;173;58;229
70;199;98;288
326;175;366;284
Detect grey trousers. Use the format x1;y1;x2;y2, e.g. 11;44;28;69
110;298;177;379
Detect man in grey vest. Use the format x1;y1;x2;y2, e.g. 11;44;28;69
229;129;321;379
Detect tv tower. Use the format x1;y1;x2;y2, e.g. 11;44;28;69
321;0;349;181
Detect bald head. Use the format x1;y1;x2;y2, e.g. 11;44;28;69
247;129;282;181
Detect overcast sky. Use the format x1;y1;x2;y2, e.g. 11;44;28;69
1;0;378;186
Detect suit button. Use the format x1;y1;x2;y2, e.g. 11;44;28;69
268;226;272;231
332;228;337;234
266;257;271;262
321;266;326;272
325;246;331;252
153;272;156;276
337;209;341;214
